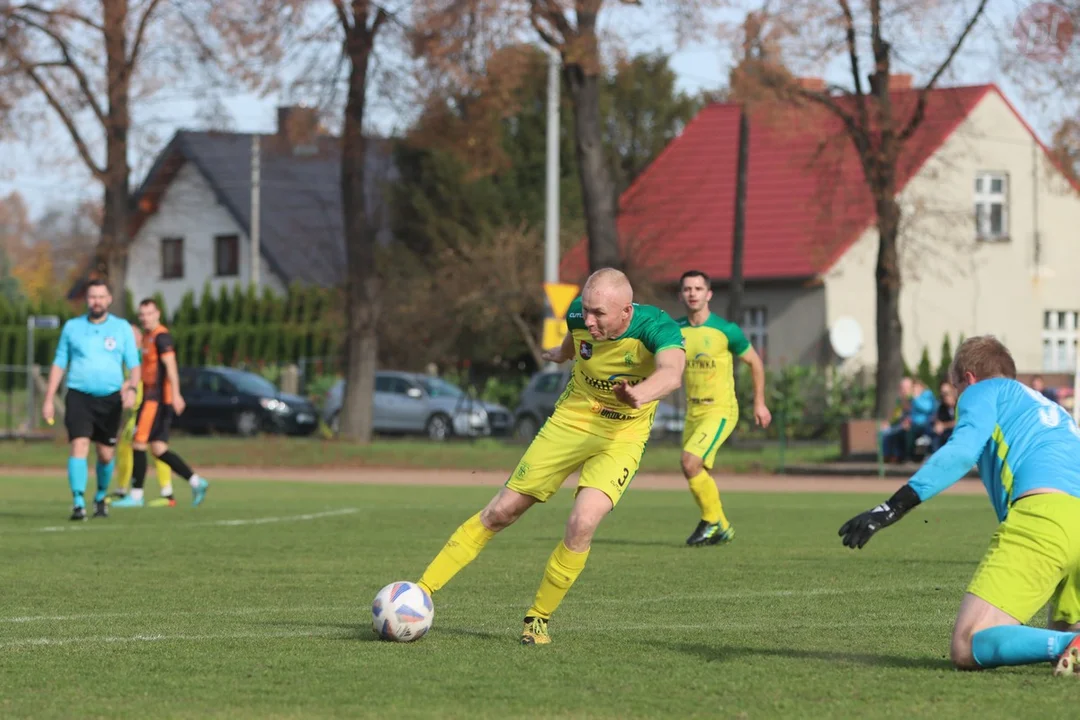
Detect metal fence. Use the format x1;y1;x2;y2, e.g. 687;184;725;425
0;364;54;437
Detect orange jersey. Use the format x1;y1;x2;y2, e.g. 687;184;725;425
141;324;176;403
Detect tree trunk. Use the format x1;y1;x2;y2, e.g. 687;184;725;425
339;18;378;443
874;195;904;419
102;0;131;315
727;106;749;323
564;63;620;272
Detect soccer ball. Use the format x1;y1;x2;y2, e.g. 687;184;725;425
371;581;434;642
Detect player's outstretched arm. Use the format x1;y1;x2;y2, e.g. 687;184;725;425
614;347;685;408
839;383;997;550
541;332;576;365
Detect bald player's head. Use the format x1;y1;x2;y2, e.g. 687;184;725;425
581;268;634;340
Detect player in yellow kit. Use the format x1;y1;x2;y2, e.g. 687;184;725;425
111;324;175;507
414;268;686;645
675;270;771;546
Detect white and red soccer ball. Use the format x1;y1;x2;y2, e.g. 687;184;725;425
371;581;434;642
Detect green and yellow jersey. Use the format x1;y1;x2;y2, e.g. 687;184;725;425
555;297;685;441
675;313;751;418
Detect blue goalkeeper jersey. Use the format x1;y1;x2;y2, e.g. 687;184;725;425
908;378;1080;521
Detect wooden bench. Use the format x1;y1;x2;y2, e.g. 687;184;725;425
840;419;881;458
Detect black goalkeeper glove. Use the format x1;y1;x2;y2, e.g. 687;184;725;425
838;484;921;549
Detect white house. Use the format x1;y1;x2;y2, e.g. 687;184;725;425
560;81;1080;379
120;107;395;312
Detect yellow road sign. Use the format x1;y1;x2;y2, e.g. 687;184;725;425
543;318;568;351
543;282;579;319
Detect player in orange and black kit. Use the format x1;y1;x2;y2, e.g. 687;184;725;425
111;298;209;508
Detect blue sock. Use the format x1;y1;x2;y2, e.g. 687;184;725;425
971;626;1077;667
68;457;88;508
94;458;115;503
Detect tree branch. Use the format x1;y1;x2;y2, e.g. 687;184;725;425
22;63;105;177
836;0;869;132
332;0;351;33
13;3;104;32
128;0;167;71
9;12;107;126
510;311;545;368
368;5;389;36
529;0;573;47
898;0;990;143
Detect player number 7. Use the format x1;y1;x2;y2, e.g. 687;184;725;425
698;432;707;444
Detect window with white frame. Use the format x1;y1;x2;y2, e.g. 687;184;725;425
1042;310;1078;372
975;172;1009;241
742;307;768;361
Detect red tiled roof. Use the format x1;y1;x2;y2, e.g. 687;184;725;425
561;84;996;284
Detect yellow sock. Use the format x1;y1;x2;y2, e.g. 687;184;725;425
527;541;590;620
155;460;173;496
417;512;495;595
687;469;729;527
114;440;133;493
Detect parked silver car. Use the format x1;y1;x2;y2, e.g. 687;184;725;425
322;371;513;440
512;368;685;441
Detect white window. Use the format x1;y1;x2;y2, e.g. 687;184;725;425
742;307;767;361
975;172;1009;241
1042;310;1078;371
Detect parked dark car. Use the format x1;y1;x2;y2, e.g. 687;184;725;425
512;368;684;441
175;366;319;437
321;371;513;440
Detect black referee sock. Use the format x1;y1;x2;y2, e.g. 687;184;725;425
132;450;148;490
156;450;194;481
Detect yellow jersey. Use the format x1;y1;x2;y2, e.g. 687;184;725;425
553;297;685;441
675;312;750;418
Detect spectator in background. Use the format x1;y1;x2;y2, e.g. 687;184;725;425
1032;375;1060;404
881;377;915;463
930;381;957;453
882;378;937;463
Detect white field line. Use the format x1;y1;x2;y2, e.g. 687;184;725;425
13;507;360;534
1;582;960;630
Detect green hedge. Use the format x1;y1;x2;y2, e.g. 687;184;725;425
0;282;343;369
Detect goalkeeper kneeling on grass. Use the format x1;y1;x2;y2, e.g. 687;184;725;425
839;335;1080;676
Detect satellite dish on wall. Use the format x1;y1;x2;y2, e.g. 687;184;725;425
830;316;864;359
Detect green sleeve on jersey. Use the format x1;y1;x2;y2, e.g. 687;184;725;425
566;297;585;330
640;308;686;354
706;315;751;355
724;323;751;355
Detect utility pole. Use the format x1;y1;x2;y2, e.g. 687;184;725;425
544;49;560;287
251;134;261;290
728;105;749;324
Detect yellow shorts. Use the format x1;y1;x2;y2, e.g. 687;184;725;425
681;413;737;469
506;418;646;508
967;493;1080;625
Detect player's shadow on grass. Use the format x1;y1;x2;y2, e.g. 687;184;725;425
669;642;953;671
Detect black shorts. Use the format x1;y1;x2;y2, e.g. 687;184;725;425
134;399;174;444
65;389;123;446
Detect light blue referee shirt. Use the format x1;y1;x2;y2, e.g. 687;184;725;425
908;378;1080;521
52;314;140;397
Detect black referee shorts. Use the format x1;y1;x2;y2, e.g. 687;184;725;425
64;389;123;446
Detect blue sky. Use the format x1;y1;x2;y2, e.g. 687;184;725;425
0;0;1069;221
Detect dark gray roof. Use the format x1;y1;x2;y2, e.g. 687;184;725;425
135;130;397;288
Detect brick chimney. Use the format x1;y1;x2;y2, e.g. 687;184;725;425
890;73;913;90
277;106;319;155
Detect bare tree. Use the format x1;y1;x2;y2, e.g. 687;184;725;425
737;0;990;417
0;0;288;313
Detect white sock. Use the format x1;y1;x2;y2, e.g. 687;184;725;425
131;488;144;501
160;485;173;497
189;474;202;489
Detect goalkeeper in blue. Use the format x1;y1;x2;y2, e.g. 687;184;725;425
839;336;1080;676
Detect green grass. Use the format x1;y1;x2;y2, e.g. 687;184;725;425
0;475;1072;719
0;436;837;474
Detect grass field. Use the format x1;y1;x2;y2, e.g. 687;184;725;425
0;436;837;473
1;473;1073;719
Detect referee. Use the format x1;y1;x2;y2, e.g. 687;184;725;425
42;279;141;521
